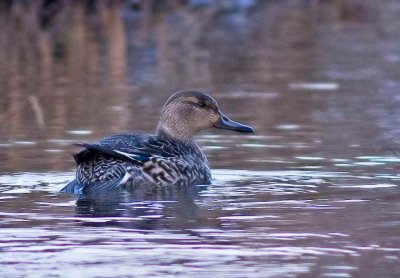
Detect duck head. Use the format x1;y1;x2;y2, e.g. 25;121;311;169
157;91;254;142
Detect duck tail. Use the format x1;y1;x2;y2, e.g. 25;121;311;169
60;179;84;194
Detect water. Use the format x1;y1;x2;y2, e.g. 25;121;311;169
1;1;400;277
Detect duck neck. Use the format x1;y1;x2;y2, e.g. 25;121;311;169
157;124;195;144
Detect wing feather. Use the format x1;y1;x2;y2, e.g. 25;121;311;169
72;133;184;165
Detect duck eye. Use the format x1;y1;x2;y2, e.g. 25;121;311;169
198;102;207;108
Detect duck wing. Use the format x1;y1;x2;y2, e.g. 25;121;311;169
73;133;182;165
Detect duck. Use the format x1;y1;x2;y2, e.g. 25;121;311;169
61;91;254;194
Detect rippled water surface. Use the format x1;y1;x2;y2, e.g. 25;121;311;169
1;1;400;277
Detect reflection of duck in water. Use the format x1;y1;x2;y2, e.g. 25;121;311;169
74;184;205;230
62;91;254;194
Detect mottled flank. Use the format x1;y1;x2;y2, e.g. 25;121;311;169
61;91;253;194
61;133;211;194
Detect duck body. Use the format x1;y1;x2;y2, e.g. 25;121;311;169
61;132;211;194
61;91;254;194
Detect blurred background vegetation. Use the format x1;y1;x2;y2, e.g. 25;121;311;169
1;0;399;172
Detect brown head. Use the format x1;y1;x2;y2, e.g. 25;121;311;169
157;91;254;142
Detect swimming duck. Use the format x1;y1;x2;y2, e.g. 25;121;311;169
61;91;254;194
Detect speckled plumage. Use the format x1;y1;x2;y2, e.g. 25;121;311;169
61;91;253;194
61;133;211;194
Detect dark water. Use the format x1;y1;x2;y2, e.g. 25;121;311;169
1;1;400;277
